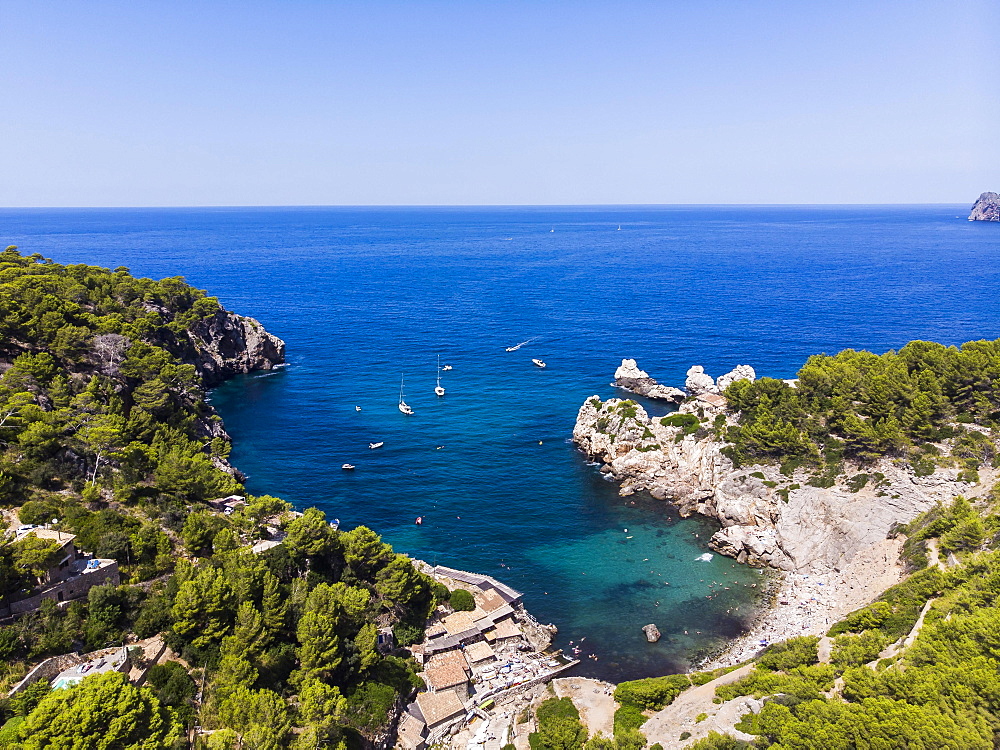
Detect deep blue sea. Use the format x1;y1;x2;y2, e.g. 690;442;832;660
2;205;997;681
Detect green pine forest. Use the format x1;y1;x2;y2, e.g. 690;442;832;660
5;245;1000;748
0;248;444;749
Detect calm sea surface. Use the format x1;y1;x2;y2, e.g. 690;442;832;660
2;205;997;680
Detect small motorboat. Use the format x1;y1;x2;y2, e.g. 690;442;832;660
532;359;546;368
342;464;355;470
355;406;361;412
369;442;384;449
442;364;453;371
415;516;423;526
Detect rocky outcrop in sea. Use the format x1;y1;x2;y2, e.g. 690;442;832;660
574;364;984;574
185;309;286;386
614;359;685;402
969;192;1000;221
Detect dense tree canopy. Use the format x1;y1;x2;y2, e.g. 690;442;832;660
722;339;1000;476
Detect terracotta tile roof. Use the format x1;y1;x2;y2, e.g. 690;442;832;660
479;590;506;613
465;641;496;664
397;712;426;749
416;689;466;727
423;650;470;690
696;393;727;408
490;617;521;640
442;611;476;635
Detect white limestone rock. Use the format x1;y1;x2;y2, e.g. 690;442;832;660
573;391;974;575
615;358;649;380
685;365;719;396
614;359;685;403
716;365;756;392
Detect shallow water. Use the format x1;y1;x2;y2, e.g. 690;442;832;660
3;204;996;680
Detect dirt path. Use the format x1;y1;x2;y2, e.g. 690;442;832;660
641;664;757;749
926;539;942;569
552;677;616;739
816;635;833;664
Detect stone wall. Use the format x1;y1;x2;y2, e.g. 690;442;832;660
0;562;120;618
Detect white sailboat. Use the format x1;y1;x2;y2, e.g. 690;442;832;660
398;375;414;415
435;356;445;397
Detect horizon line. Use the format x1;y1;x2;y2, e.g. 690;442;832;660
0;201;978;211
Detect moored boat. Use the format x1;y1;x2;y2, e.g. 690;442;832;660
398;375;414;415
435;355;445;397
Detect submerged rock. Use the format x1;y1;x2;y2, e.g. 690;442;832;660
614;359;685;403
969;192;1000;222
642;623;661;643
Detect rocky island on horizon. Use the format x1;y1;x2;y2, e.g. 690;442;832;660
968;191;1000;221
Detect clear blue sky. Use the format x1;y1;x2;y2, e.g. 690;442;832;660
1;1;997;206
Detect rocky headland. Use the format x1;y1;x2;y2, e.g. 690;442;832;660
574;362;997;666
184;308;286;385
969;191;1000;221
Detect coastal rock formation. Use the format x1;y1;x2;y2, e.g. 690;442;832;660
642;623;661;643
573;385;981;574
716;365;755;392
185;309;286;386
614;359;685;403
969;192;1000;221
685;366;718;396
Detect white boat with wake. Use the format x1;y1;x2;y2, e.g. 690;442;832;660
505;336;538;352
398;375;414;415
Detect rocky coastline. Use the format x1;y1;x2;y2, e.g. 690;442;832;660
184;308;286;386
574;360;995;664
969;191;1000;221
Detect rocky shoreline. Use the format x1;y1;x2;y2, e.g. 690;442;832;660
574;359;992;664
614;359;686;403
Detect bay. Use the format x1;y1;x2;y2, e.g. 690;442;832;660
3;204;996;681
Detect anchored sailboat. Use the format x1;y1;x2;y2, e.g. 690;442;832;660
435;356;445;397
398;375;414;415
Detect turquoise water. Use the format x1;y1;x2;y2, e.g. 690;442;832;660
3;205;997;680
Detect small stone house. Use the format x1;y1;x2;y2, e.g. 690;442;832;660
415;689;466;733
422;649;471;700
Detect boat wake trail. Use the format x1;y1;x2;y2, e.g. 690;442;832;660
505;336;539;352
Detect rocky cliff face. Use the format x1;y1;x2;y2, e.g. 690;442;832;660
183;309;286;386
574;366;982;574
969;192;1000;221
